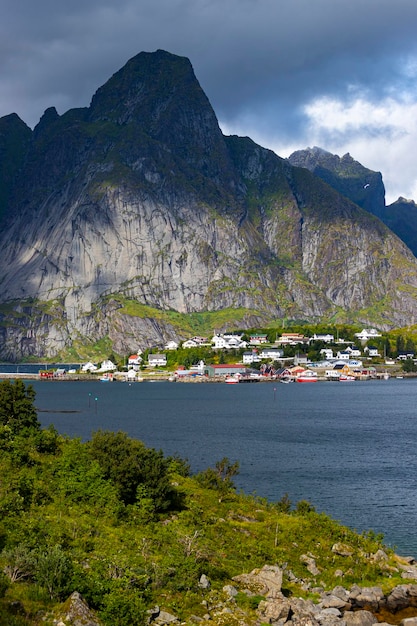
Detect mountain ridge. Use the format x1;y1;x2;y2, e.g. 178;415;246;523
0;50;417;360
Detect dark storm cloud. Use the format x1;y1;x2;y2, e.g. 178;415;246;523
1;0;417;198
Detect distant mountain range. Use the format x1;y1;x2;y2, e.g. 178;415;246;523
288;146;417;257
0;50;417;360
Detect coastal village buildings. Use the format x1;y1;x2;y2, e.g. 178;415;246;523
79;327;414;380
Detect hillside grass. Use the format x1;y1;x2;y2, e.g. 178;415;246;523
0;402;408;625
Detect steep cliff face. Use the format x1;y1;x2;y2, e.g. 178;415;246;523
288;146;387;219
287;146;417;258
0;51;417;359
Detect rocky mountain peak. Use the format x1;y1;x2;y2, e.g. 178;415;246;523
288;146;386;218
0;52;417;359
88;49;234;188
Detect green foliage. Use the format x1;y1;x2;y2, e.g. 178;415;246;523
100;589;147;626
33;544;73;600
275;493;292;513
0;380;39;434
196;457;239;501
54;438;120;511
0;417;406;625
88;430;177;510
295;500;316;515
402;359;417;372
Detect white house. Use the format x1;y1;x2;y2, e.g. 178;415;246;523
260;347;284;360
182;336;208;348
165;340;179;350
97;359;117;372
364;346;380;357
81;361;97;372
354;328;381;341
277;333;306;345
345;346;362;358
182;339;199;348
336;350;350;361
242;351;262;364
211;334;247;350
128;354;142;369
249;333;269;345
397;351;415;360
310;333;334;343
320;348;334;360
148;353;167;367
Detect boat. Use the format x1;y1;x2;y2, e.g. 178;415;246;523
99;373;113;382
225;375;240;384
339;374;355;382
296;371;318;383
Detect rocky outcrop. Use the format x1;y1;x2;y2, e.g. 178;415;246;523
1;52;417;359
288;147;417;259
287;146;386;219
55;591;102;625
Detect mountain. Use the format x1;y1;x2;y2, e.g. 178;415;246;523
1;51;417;360
380;197;417;256
288;146;417;257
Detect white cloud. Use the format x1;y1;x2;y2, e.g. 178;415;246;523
230;91;417;205
300;94;417;203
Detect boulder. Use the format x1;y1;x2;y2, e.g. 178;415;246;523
332;543;354;557
343;610;377;626
58;591;102;626
257;597;291;624
233;564;283;598
300;554;321;576
348;586;384;611
386;584;417;612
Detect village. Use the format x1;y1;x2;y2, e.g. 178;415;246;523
67;327;412;383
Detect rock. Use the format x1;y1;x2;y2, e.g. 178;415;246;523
401;619;417;626
386;584;417;612
401;568;417;580
300;554;321;576
58;591;102;626
319;595;349;610
257;597;291;623
286;597;321;625
198;574;210;589
222;584;238;598
343;610;378;626
371;549;388;562
332;543;354;557
154;610;179;625
348;586;384;611
233;564;283;598
331;587;350;602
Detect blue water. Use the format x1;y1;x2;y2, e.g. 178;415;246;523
30;377;417;556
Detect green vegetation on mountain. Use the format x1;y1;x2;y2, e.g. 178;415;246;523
0;381;407;625
1;52;417;361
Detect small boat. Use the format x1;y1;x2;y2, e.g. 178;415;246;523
296;371;318;383
339;374;355;382
225;375;240;384
99;373;113;382
280;377;292;384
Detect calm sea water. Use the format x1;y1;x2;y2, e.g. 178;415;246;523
27;377;417;556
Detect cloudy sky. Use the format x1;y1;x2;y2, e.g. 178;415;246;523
1;0;417;203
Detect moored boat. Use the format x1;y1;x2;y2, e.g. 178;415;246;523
296;370;318;383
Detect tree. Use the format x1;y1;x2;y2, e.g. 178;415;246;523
196;457;239;501
88;430;176;510
396;335;405;355
0;380;39;434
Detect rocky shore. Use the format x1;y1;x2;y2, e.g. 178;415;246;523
46;553;417;626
